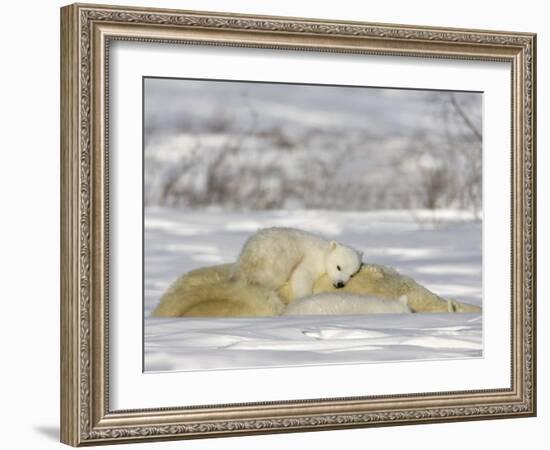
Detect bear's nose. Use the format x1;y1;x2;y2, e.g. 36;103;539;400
335;281;345;288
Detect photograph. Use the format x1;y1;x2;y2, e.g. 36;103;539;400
143;78;484;372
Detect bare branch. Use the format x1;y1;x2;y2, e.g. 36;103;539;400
448;93;482;142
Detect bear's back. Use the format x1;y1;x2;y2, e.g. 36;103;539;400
251;227;327;251
283;292;410;315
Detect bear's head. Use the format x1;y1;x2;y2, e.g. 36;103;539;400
325;241;363;288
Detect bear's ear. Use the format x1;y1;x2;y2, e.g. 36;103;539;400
358;250;364;259
329;240;337;250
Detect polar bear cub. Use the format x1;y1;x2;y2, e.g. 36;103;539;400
283;292;411;316
233;227;362;300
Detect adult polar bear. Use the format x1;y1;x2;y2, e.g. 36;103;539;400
283;292;412;316
152;227;482;317
232;227;363;299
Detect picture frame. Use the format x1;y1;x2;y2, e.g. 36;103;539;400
60;2;536;446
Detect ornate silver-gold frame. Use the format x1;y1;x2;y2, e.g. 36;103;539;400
60;3;536;446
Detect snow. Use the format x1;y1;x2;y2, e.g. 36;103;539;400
145;314;481;371
144;208;482;372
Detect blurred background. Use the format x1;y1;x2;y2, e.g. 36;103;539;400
144;78;482;216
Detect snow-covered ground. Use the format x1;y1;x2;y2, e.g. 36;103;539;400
144;208;482;372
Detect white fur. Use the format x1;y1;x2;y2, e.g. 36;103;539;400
283;292;411;316
233;227;362;299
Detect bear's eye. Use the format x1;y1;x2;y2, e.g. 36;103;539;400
337;265;341;271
